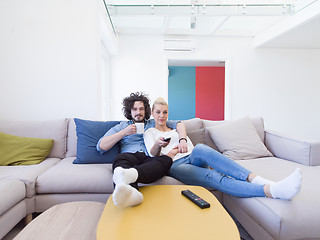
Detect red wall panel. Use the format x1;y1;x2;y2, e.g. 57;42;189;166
196;67;225;120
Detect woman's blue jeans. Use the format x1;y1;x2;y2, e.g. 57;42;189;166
168;144;266;198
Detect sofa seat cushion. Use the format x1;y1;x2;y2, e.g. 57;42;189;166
0;179;26;215
0;158;60;198
225;157;320;240
142;175;184;186
36;157;114;194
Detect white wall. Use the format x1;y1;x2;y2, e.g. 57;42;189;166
0;0;104;121
110;35;320;140
230;48;320;139
109;35;169;121
1;0;319;140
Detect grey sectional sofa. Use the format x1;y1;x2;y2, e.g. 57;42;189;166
0;117;319;240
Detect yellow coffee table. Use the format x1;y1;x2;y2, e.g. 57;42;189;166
97;185;240;240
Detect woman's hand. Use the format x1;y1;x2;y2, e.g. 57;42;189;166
178;139;188;153
150;137;170;157
166;146;179;159
156;137;171;148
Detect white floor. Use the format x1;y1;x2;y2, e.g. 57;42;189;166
228;212;254;240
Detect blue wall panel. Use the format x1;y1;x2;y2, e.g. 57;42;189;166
168;66;195;120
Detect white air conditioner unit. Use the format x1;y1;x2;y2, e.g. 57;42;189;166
164;39;196;52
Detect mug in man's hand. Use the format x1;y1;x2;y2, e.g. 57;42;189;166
135;123;144;134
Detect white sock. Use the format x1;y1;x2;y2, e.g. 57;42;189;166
113;167;138;185
112;184;143;207
270;168;302;201
251;176;275;185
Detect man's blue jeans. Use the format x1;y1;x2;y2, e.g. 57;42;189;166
169;144;266;198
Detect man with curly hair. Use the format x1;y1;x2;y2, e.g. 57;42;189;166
97;92;187;207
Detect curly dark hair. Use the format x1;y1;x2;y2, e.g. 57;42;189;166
122;92;151;120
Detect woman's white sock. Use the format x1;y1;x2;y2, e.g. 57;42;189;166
270;168;302;200
251;176;275;185
113;184;143;207
113;167;138;185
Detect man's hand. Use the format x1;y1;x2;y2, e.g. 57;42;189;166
123;124;137;136
176;122;188;153
178;139;188;153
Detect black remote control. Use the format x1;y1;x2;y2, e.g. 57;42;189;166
181;190;210;209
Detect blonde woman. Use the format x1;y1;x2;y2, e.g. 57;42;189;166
144;98;302;200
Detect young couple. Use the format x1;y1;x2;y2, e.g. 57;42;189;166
97;92;302;208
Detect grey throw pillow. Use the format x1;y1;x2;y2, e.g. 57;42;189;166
206;117;273;160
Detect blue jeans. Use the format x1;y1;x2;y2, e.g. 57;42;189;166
169;144;266;198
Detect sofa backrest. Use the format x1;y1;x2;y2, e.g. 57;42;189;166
66;118;77;157
0;119;68;159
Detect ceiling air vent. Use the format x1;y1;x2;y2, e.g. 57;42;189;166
164;39;196;52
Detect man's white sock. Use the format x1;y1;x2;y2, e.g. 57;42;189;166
113;184;143;207
113;167;138;185
251;176;275;185
270;168;302;201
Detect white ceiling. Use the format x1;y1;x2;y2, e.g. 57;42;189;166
254;0;320;48
111;15;288;37
105;0;320;49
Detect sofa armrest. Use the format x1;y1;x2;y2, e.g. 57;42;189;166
265;130;320;166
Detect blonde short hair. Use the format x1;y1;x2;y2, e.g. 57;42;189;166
152;97;168;111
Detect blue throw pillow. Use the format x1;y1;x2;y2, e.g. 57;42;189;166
73;118;120;164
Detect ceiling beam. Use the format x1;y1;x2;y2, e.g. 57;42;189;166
253;0;320;47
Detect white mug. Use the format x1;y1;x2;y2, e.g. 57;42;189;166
135;123;144;134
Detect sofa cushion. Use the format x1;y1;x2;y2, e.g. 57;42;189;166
206;117;272;160
73;118;120;164
203;117;266;142
0;132;53;166
37;157;114;194
66;118;77;158
0;119;68;159
0;180;26;216
204;128;219;151
187;128;205;146
182;118;203;132
0;158;60;197
227;157;320;240
265;130;320;166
